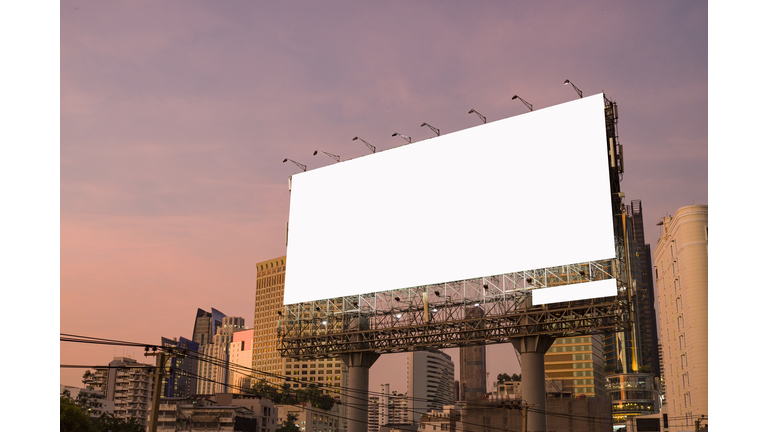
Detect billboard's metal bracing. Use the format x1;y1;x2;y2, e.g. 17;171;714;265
278;260;631;358
279;94;630;358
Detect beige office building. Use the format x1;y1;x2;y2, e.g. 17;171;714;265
254;256;349;429
544;335;607;397
654;205;707;428
254;256;287;386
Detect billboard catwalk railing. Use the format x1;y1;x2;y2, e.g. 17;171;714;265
278;259;630;358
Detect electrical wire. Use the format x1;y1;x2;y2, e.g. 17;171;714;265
62;333;647;430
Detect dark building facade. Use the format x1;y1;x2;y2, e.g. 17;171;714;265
160;336;200;398
192;307;226;347
603;200;660;378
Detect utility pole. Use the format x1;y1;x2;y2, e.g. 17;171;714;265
521;404;527;432
145;350;170;432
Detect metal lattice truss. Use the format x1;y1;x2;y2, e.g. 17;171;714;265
278;259;630;358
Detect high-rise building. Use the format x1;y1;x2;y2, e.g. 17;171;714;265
368;385;411;432
628;200;661;378
407;350;455;424
459;306;486;402
654;205;707;427
253;256;349;430
603;200;660;377
544;335;606;397
230;328;255;393
253;256;286;386
160;336;199;398
193;307;227;347
198;316;246;394
87;357;155;428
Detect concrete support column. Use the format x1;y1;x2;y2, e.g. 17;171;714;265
340;317;380;432
340;351;380;432
511;335;556;432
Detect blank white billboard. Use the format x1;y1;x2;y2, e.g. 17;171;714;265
284;93;616;304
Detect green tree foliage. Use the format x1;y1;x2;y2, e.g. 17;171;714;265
496;373;522;382
276;412;300;432
247;380;335;410
61;392;144;432
91;413;144;432
61;396;94;432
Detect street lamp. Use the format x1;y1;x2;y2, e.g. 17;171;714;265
564;79;583;98
468;109;487;124
420;122;440;136
392;132;412;144
352;136;376;153
282;158;307;172
313;150;340;162
511;95;533;111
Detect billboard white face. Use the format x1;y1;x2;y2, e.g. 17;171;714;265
284;93;616;304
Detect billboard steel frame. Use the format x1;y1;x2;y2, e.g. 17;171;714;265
278;95;630;358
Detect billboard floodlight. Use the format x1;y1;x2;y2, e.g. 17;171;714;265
564;79;583;98
468;109;487;124
392;132;412;144
352;136;376;153
511;95;533;111
421;122;440;136
282;158;307;172
313;150;341;162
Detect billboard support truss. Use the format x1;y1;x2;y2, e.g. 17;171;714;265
279;94;630;358
278;259;630;358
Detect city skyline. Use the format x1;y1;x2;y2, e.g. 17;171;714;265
59;1;707;394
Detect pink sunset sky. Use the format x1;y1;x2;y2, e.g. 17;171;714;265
54;1;715;395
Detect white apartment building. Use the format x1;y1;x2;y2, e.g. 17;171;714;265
87;356;155;428
407;350;455;424
654;205;707;429
198;316;246;394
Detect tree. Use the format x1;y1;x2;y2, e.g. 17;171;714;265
61;396;94;432
511;373;521;382
276;412;300;432
497;373;512;382
247;379;280;402
91;413;144;432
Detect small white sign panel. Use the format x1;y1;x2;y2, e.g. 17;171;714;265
531;279;618;305
284;93;616;304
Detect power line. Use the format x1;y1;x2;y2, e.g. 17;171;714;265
62;333;632;430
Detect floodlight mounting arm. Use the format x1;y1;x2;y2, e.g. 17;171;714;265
468;109;487;124
352;136;376;153
392;132;412;144
420;122;440;136
511;95;533;111
282;158;307;172
313;150;341;162
564;79;583;98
